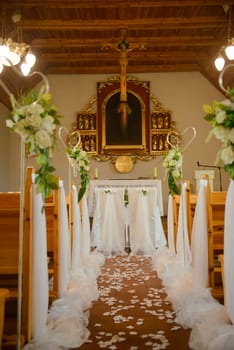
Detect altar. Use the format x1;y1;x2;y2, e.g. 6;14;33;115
87;179;164;217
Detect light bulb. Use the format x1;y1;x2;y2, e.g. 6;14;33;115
214;56;225;71
0;63;3;74
225;40;234;60
25;52;36;67
21;62;30;76
0;44;9;57
4;51;20;66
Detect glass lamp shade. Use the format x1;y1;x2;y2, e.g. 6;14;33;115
0;45;9;56
225;41;234;60
25;52;36;67
5;51;20;66
214;56;225;71
21;62;31;76
0;63;3;74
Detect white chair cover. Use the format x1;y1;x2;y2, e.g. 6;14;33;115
31;183;49;340
147;187;167;248
176;182;192;266
128;187;155;255
93;187;126;255
224;179;234;324
58;180;71;297
167;194;176;255
71;185;83;273
191;178;208;288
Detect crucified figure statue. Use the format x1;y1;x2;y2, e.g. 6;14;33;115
102;28;145;136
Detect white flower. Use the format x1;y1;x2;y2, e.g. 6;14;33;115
168;159;177;167
79;159;85;167
213;126;229;142
221;146;234;164
215;110;226;124
6;119;14;128
27;102;44;115
41;115;56;134
220;99;234;108
35;130;52;149
228;129;234;143
25;114;41;128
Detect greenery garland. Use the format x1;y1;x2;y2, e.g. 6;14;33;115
162;145;183;196
66;145;90;202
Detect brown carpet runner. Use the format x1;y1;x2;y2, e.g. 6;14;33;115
77;255;190;350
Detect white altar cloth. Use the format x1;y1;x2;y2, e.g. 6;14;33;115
88;179;164;217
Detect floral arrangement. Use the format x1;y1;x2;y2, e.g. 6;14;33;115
6;87;61;204
162;145;183;196
67;145;90;202
203;87;234;180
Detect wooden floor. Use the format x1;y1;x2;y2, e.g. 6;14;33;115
76;255;191;350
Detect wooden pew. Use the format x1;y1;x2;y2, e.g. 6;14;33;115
206;186;227;301
0;289;9;349
0;167;34;348
0;192;20;347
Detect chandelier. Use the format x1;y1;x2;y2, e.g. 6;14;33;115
0;7;36;76
215;5;234;71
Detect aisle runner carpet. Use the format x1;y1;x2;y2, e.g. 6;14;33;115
77;255;190;350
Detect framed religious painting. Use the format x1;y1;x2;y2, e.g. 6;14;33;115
97;77;150;155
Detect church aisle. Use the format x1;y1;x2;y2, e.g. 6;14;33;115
77;255;190;350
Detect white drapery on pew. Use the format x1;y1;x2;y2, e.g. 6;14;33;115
224;180;234;324
167;194;176;255
24;180;103;350
191;179;208;288
128;187;166;255
71;185;83;271
152;179;234;350
58;180;71;298
92;187;126;256
176;182;192;266
31;181;49;340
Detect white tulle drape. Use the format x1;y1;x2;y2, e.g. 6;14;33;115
24;181;104;350
152;178;234;350
191;178;208;288
58;180;71;298
176;182;192;266
167;194;176;255
92;187;126;256
31;183;49;340
81;193;91;257
71;185;83;272
224;180;234;324
128;187;155;255
147;188;167;248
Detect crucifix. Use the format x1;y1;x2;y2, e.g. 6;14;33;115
102;28;145;136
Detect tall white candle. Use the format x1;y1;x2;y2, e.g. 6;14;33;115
94;167;98;179
153;167;157;178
